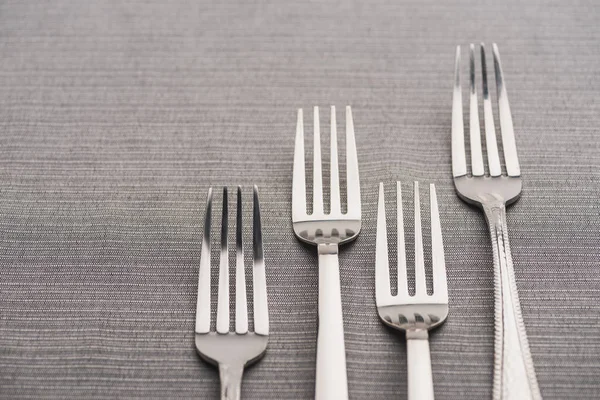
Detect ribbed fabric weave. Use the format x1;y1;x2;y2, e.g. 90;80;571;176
0;1;599;398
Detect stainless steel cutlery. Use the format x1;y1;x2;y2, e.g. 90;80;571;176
195;186;269;400
292;106;361;400
452;43;541;399
191;43;543;398
376;182;448;400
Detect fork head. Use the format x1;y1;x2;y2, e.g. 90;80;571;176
375;182;448;333
195;186;269;369
452;43;522;207
292;106;361;246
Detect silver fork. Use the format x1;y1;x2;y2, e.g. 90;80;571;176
376;182;448;400
452;43;542;399
292;106;361;400
195;186;269;400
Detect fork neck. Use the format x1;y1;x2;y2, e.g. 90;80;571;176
317;243;339;255
406;329;429;340
482;200;506;228
218;363;244;400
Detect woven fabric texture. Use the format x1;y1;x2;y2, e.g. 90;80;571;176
0;0;599;399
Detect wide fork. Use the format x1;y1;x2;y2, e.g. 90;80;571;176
376;182;448;400
452;43;541;399
292;106;361;400
195;186;269;400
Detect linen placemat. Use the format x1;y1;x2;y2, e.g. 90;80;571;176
1;0;599;398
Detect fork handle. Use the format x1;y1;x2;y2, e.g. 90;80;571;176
407;334;434;400
218;363;244;400
316;244;348;400
483;203;542;400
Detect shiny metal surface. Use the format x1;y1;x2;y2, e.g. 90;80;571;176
292;106;361;400
376;182;448;400
195;186;269;400
292;106;361;244
452;43;541;400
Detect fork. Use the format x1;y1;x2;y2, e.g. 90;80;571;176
195;186;269;400
452;43;542;399
376;181;448;400
292;105;361;400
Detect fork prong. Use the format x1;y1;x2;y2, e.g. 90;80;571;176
235;186;248;334
469;44;484;176
493;43;521;177
313;106;324;214
481;43;502;177
452;46;467;178
375;183;392;306
397;181;408;297
345;106;361;218
216;187;230;334
252;185;269;335
195;188;213;334
413;182;427;295
292;109;307;220
330;106;341;215
429;184;448;301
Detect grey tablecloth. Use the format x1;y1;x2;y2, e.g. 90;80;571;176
1;1;599;399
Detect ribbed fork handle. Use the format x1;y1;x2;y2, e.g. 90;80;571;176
483;203;542;400
316;244;349;400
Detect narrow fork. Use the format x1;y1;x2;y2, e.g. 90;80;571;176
292;106;361;400
376;182;448;400
195;186;269;400
452;43;542;399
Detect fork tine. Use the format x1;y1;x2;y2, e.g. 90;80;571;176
195;188;213;334
375;183;392;306
481;43;502;177
429;184;448;301
252;185;269;335
235;186;248;334
493;43;521;177
216;187;230;334
330;106;341;214
452;46;467;178
292;109;306;220
313;106;324;214
345;106;361;218
413;182;427;295
397;181;408;297
469;44;484;176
